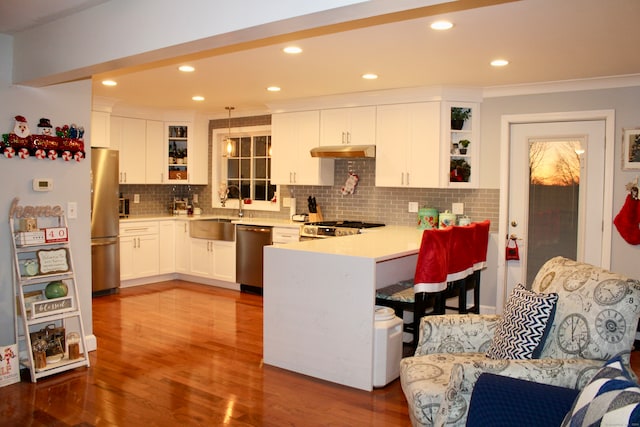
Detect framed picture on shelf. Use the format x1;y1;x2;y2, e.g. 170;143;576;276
36;248;69;275
622;128;640;170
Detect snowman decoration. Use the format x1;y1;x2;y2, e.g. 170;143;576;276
37;118;53;136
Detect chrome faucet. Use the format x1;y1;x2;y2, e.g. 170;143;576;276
226;184;244;218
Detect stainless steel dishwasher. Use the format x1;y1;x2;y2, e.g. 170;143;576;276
236;224;273;294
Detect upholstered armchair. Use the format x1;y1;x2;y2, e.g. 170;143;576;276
400;256;640;427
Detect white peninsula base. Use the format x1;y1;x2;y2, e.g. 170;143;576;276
263;227;422;391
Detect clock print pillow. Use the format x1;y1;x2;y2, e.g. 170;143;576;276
530;257;640;362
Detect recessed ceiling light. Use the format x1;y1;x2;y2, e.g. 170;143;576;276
179;65;195;72
192;95;205;101
362;73;378;80
283;46;302;54
267;86;281;92
430;20;453;30
490;59;509;67
101;80;117;86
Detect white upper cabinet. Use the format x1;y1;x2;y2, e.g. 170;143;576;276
145;120;164;184
111;116;147;184
111;117;205;185
376;102;440;188
271;110;334;186
90;110;111;148
320;106;376;146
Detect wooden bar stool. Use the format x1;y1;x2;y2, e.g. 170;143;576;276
442;223;476;314
375;227;452;347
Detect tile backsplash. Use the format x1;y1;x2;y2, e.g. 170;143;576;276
121;157;498;230
120;115;499;230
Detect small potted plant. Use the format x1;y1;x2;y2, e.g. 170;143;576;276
451;107;471;130
459;139;470;154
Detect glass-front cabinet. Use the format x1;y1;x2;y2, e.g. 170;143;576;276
443;101;480;188
167;123;189;182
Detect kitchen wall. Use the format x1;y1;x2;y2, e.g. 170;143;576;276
0;34;93;347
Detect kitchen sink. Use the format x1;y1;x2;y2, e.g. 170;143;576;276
189;218;235;241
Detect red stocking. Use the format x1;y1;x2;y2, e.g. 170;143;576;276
614;194;640;245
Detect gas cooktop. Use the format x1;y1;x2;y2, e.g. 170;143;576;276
300;221;385;239
305;220;385;229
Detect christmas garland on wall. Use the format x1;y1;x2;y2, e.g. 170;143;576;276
2;116;85;162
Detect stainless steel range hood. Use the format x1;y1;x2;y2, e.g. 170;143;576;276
310;145;375;158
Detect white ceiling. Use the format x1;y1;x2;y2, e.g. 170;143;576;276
3;0;640;116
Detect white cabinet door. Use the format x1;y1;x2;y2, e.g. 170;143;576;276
174;220;190;273
158;221;175;274
119;235;135;280
320;106;376;146
145;120;165;184
376;102;440;188
135;234;160;277
211;240;236;282
376;104;410;187
115;117;147;184
271;111;333;186
189;238;213;277
406;102;440;188
91;111;110;148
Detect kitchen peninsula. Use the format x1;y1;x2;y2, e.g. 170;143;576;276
263;226;423;391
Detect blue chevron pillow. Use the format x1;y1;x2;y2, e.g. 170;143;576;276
486;284;558;359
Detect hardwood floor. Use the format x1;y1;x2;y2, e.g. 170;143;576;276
0;281;411;426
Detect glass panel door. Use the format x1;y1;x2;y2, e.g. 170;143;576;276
526;138;583;284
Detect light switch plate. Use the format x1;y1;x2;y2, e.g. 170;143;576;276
452;202;464;215
134;194;140;203
67;202;78;219
408;202;419;213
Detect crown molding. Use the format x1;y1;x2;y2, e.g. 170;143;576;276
483;74;640;98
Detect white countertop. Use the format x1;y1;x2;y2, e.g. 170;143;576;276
120;215;303;229
271;225;424;262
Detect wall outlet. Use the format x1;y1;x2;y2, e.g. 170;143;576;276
408;202;419;213
282;197;291;208
193;194;198;203
67;202;77;219
452;202;464;215
134;194;140;203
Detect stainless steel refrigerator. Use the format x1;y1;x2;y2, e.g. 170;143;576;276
91;148;120;295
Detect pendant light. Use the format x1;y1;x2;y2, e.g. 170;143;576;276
225;106;234;156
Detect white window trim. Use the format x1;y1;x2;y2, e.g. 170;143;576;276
211;125;280;212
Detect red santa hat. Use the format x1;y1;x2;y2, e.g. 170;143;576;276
14;115;27;123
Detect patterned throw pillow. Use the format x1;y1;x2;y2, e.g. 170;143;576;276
561;356;640;427
486;284;558;359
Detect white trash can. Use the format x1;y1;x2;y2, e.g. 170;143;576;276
373;305;403;387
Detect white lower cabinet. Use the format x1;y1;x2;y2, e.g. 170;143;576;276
158;221;175;274
189;238;236;282
174;220;190;273
120;222;160;280
272;226;301;244
211;240;236;282
120;219;239;284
